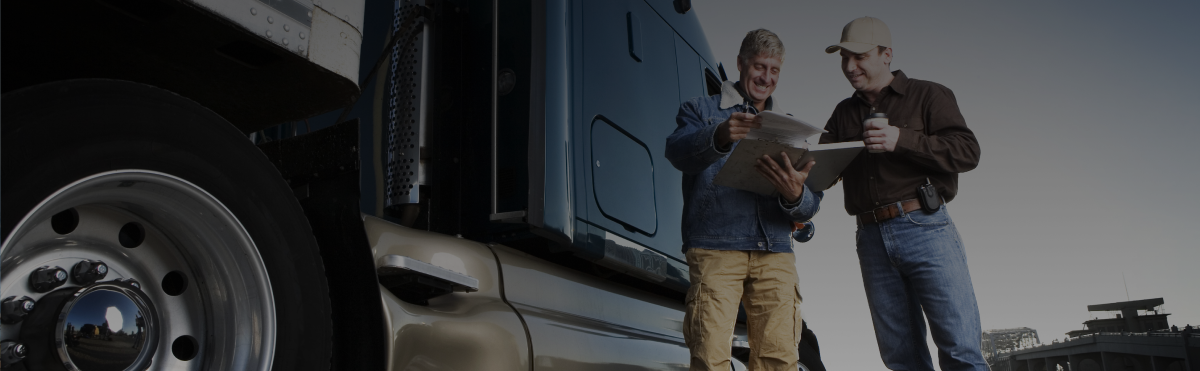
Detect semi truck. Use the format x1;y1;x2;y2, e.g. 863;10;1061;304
0;0;825;370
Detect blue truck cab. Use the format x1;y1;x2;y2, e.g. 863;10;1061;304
0;0;824;370
333;0;726;292
489;0;723;293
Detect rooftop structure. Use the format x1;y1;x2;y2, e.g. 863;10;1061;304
1067;298;1171;337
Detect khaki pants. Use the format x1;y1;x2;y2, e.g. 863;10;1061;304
683;248;801;371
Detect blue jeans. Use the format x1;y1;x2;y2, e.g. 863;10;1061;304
855;204;987;371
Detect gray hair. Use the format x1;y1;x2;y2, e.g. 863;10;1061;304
738;29;785;63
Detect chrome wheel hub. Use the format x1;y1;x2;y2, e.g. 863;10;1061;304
18;281;159;371
1;170;277;370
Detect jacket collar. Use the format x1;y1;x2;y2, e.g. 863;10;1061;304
719;80;774;111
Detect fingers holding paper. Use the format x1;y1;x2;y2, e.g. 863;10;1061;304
715;112;762;149
755;152;815;204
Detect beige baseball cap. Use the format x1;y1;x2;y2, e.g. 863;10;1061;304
825;16;891;54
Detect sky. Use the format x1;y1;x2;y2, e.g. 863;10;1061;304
692;1;1200;369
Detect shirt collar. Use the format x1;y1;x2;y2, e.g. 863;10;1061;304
854;70;909;103
888;70;910;95
719;80;774;111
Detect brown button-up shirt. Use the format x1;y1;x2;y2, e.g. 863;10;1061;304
819;70;980;216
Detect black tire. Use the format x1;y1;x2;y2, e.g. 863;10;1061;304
798;322;826;371
1;79;333;370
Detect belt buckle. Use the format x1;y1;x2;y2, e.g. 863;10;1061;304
863;207;880;224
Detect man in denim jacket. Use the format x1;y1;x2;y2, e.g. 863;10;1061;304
665;29;822;371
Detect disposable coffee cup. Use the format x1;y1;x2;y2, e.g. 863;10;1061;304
864;112;887;153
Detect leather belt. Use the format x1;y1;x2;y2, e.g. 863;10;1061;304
857;199;936;224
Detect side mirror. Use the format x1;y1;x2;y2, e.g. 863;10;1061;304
673;0;691;14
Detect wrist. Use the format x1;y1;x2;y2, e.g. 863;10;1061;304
712;127;731;152
715;137;730;150
784;184;808;206
781;194;801;208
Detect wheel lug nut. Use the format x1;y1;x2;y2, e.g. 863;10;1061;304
29;266;68;292
1;341;27;367
116;278;141;289
1;296;36;324
72;259;110;285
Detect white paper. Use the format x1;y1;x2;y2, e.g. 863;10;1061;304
744;111;827;147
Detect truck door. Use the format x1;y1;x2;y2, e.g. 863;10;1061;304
578;0;689;290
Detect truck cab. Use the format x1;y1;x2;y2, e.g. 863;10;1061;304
1;1;821;370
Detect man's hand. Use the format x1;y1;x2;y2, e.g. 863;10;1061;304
715;112;761;149
863;119;900;152
755;152;815;204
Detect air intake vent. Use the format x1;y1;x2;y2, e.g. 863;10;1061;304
385;0;430;206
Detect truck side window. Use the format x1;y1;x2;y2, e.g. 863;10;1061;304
704;68;721;97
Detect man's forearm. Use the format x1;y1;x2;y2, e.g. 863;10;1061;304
894;129;980;173
666;120;728;174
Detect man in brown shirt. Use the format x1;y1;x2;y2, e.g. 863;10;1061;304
820;17;987;370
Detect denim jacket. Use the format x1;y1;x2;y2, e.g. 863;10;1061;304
665;81;822;253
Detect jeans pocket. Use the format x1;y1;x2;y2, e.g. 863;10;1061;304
903;207;950;227
684;283;704;348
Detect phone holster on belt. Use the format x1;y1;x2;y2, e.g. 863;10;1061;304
916;181;940;213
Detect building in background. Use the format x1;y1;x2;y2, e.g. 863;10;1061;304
992;298;1198;371
984;327;1041;368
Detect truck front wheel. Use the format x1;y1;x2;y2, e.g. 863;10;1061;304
1;80;333;371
